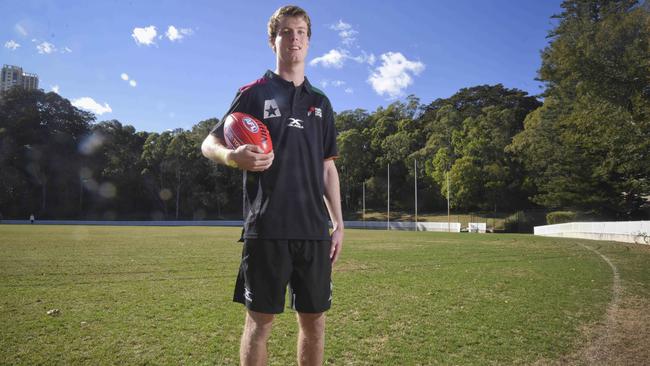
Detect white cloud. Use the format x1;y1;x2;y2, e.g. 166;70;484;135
368;52;425;98
330;20;358;46
132;26;157;46
351;51;376;65
344;88;354;94
330;20;352;32
33;40;71;54
121;73;136;87
311;48;375;69
165;25;194;42
310;49;347;68
4;40;20;50
166;26;181;41
15;24;27;36
319;79;347;89
182;28;194;36
50;85;59;93
72;97;112;115
36;41;56;54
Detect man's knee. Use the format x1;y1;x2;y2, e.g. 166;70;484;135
297;312;326;337
245;310;275;340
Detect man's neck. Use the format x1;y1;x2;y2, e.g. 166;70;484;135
275;63;305;86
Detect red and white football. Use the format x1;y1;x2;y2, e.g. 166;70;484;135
223;112;273;154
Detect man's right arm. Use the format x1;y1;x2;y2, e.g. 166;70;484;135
201;134;237;167
201;134;274;172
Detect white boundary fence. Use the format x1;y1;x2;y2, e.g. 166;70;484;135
1;220;462;232
534;221;650;245
468;223;487;233
346;221;461;232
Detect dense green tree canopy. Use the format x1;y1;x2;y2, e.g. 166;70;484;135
510;0;650;217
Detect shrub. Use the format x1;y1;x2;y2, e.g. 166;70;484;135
546;211;577;225
504;210;547;233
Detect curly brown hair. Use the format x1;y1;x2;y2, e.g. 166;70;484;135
267;5;312;49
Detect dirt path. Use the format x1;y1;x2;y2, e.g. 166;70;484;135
542;243;650;365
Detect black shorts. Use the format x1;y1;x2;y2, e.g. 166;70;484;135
233;239;332;314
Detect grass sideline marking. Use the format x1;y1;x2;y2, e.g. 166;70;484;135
576;243;622;364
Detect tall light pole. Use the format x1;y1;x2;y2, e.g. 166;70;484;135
79;178;83;218
447;123;452;233
387;163;390;230
447;171;451;232
362;181;366;227
79;178;89;219
414;159;418;231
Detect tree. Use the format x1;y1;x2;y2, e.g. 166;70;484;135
189;118;243;218
85;120;149;218
334;109;371;133
336;129;373;211
366;97;426;211
166;130;199;219
141;132;174;218
0;88;93;218
511;0;650;217
419;86;541;211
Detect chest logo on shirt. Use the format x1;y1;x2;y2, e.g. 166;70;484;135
264;99;281;119
308;106;322;118
288;118;304;129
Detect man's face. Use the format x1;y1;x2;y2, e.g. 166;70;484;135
273;16;309;66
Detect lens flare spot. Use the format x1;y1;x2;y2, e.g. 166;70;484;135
78;133;105;155
99;182;116;198
103;211;117;220
193;209;207;220
84;179;99;192
159;188;172;201
79;166;93;180
72;226;90;241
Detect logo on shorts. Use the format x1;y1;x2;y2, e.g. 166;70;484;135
244;287;253;302
328;281;333;302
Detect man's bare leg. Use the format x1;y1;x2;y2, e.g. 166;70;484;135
297;312;326;366
240;310;275;366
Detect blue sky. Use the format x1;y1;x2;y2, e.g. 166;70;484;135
2;0;562;133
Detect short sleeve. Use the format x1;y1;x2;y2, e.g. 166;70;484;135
322;97;338;160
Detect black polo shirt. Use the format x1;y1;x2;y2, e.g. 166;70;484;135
211;70;338;240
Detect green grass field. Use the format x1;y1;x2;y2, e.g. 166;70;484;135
1;225;649;365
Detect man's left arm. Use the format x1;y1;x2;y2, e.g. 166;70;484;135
323;159;344;264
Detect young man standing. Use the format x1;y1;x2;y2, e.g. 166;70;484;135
201;5;344;365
